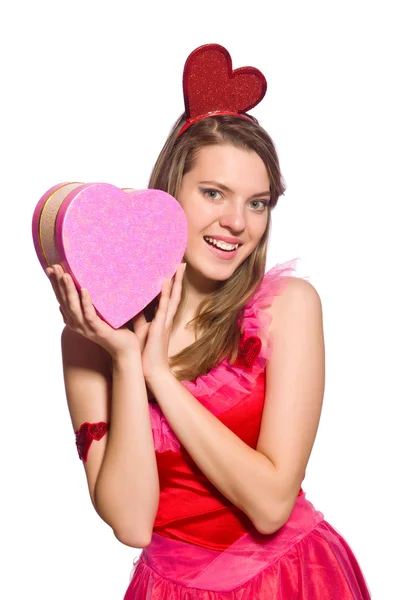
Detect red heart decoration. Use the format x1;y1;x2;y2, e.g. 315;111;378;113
234;336;262;371
89;422;109;440
183;44;267;120
75;421;109;462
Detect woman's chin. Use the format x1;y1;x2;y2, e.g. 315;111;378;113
187;258;237;284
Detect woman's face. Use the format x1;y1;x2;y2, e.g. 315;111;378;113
177;144;271;283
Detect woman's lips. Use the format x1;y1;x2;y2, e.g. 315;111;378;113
203;238;239;260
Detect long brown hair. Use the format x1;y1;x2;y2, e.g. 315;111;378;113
147;114;286;382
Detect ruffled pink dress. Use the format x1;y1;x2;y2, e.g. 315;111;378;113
123;259;371;599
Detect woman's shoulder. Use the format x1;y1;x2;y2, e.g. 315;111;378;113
268;276;318;328
246;258;301;311
247;258;319;338
265;273;321;341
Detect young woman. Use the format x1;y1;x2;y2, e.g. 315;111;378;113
45;46;371;599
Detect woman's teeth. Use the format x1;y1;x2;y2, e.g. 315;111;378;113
204;237;239;251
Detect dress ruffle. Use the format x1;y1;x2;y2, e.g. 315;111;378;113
149;258;302;453
125;520;371;600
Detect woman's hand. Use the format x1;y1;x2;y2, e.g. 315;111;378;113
140;263;186;382
45;264;143;359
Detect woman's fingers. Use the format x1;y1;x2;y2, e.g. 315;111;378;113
46;263;186;339
79;287;99;326
53;265;68;306
153;278;172;329
47;264;96;331
151;263;186;331
46;266;64;306
132;311;148;331
59;305;68;324
131;311;150;351
62;273;85;325
165;263;186;328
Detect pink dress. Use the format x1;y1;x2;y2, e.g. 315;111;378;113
123;259;372;599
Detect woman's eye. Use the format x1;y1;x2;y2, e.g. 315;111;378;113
250;200;269;211
201;188;222;201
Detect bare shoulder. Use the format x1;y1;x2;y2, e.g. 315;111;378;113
267;277;322;335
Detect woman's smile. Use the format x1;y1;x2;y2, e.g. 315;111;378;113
203;236;241;260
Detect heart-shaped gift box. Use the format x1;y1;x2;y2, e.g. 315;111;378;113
32;182;188;328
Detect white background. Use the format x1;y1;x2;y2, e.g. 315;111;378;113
1;1;395;598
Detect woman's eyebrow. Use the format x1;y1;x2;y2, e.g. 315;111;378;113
199;180;271;198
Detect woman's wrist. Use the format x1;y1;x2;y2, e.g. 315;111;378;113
145;367;174;389
111;348;142;367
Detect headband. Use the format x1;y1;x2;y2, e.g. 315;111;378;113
177;44;267;138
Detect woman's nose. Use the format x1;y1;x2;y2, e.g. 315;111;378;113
219;202;246;232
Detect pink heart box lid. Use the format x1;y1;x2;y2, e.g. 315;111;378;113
34;183;188;328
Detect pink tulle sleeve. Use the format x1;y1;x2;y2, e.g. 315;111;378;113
243;257;303;365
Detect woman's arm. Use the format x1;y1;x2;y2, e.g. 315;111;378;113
146;277;325;535
61;327;159;548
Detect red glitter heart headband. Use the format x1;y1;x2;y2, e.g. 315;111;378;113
177;44;268;137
